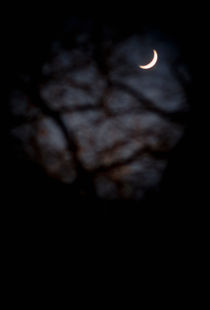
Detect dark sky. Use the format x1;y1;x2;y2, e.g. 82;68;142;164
4;2;206;227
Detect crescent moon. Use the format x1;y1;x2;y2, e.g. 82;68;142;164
139;50;158;69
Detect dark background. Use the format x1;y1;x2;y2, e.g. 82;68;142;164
4;2;207;238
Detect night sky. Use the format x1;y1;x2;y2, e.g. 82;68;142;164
4;3;206;233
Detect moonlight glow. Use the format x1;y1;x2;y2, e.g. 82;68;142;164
139;50;158;69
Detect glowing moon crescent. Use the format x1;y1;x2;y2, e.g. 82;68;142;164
139;50;158;69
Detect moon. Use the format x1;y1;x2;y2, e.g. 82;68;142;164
139;50;158;69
